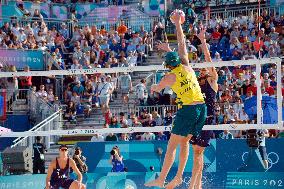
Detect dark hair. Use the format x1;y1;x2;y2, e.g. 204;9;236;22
36;136;41;142
59;144;68;150
119;112;124;116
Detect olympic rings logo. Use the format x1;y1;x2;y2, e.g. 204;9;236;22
242;151;279;170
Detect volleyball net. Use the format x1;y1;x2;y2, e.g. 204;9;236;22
0;57;283;140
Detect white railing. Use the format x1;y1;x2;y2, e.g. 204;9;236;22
11;110;62;149
136;105;178;118
210;6;279;20
29;92;55;124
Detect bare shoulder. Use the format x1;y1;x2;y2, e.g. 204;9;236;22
69;158;76;165
184;65;194;73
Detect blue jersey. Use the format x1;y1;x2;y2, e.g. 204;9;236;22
111;156;124;172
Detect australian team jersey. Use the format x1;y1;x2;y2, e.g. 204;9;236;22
170;64;204;105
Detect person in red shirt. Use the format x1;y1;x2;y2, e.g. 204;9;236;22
211;27;221;41
253;36;264;52
264;80;275;96
232;65;244;79
104;108;112;125
247;79;257;95
20;66;32;104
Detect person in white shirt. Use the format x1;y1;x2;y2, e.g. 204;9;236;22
70;59;82;70
227;108;238;123
126;51;138;67
233;98;244;116
239;109;249;123
47;88;55;104
219;130;234;139
91;134;105;142
141;132;156;141
118;72;132;104
136;79;147;106
36;85;47;98
212;52;222;62
97;76;113;114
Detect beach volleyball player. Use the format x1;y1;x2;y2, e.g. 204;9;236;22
145;10;207;189
188;27;218;189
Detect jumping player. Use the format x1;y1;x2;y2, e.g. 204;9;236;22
45;145;86;189
145;13;207;189
188;27;218;189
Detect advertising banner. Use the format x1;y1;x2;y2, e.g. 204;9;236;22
0;49;44;70
0;139;284;188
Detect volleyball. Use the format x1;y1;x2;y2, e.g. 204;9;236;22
170;9;185;24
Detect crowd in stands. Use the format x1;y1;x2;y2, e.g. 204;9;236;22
19;0;119;5
0;5;283;141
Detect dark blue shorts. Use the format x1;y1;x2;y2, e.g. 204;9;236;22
51;179;74;189
189;130;213;147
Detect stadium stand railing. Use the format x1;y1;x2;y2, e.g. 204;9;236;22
11;109;62;149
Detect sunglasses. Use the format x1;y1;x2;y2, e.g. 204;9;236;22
60;148;68;151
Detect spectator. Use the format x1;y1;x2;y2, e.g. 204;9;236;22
141;132;156;141
73;81;84;96
164;111;173;126
152;111;163;126
154;22;167;42
227;108;239;123
97;76;113;114
65;101;76;122
117;21;127;36
119;112;128;127
219;130;234;139
156;132;167;141
91;134;105;142
233;98;244;116
118;72;132;104
36;84;48;98
239;108;249;123
120;133;129;141
47;88;55;104
136;79;147;106
263;80;275;96
109;116;121;128
247;79;257;95
105;133;118;141
20;66;32;102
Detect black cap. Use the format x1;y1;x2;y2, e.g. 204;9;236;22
59;144;68;149
75;147;81;151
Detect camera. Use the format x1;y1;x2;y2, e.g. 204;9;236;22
110;149;116;156
75;149;80;155
246;129;264;148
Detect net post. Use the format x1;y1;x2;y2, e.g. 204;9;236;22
276;58;282;130
256;61;262;126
